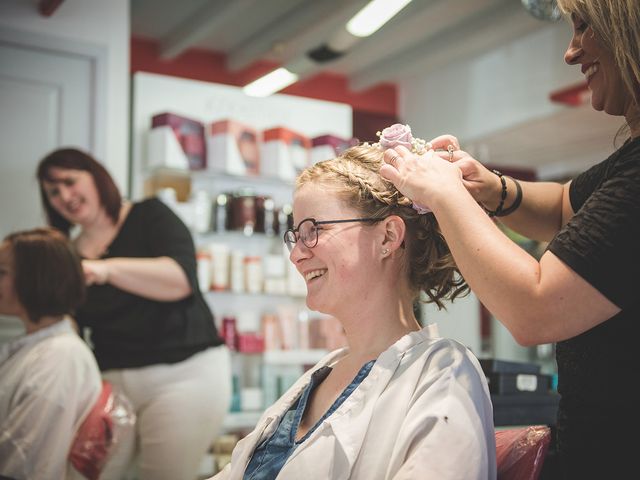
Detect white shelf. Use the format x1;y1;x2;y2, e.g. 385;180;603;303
263;349;328;365
190;169;294;188
147;166;293;186
205;290;305;301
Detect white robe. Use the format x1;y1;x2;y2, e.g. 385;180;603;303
213;323;496;479
0;318;102;480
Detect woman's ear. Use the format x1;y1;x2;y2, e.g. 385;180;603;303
380;215;406;254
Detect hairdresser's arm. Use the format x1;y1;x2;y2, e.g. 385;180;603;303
430;135;574;242
479;175;573;242
83;257;192;302
380;147;619;345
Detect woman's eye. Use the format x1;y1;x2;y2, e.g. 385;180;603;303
574;18;588;32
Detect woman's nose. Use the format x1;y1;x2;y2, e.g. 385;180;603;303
289;240;311;264
564;37;582;65
57;185;74;204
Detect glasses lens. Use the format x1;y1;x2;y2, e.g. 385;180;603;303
283;230;296;252
299;219;318;248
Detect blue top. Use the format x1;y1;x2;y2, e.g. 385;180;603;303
243;360;375;480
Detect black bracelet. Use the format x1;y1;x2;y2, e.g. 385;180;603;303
484;170;507;217
495;177;523;217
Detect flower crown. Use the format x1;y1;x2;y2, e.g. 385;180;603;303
374;123;430;155
369;123;432;215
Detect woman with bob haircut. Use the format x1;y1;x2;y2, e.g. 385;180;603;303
0;227;102;479
36;148;231;480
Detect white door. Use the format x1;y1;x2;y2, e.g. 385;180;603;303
0;36;96;340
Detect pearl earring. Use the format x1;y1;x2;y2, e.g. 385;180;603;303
382;248;389;255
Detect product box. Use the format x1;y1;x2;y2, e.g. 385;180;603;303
149;112;206;170
310;134;358;164
487;372;553;395
492;393;560;427
261;127;311;181
236;333;265;353
207;119;260;176
479;358;542;376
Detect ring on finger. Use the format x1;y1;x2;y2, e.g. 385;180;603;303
447;144;455;162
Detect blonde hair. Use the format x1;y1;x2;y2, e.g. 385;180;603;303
557;0;640;113
296;144;468;308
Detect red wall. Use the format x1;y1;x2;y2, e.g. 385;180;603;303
131;37;398;119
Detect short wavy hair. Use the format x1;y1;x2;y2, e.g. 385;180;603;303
4;227;85;323
296;144;468;308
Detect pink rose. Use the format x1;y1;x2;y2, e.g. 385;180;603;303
379;124;413;150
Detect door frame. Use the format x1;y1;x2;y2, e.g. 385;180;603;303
0;26;107;160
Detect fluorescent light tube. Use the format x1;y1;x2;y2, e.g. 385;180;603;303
346;0;412;37
243;68;299;97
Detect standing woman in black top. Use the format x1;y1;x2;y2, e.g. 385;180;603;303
36;148;231;480
378;0;639;478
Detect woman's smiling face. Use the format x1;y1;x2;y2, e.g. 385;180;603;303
288;183;380;316
564;13;631;117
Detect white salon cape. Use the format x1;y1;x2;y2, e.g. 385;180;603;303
0;318;102;480
213;324;496;480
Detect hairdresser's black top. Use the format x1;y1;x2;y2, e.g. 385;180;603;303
547;136;640;477
77;198;223;370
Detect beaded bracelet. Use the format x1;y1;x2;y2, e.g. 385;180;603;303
484;170;507;217
495;177;523;217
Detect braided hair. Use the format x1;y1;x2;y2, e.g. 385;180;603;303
296;144;468;309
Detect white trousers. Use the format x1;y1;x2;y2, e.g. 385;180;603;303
99;346;231;480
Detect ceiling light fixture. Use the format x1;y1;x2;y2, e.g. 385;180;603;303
346;0;413;37
242;0;412;97
243;67;299;97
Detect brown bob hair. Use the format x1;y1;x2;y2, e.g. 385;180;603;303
3;227;86;323
36;148;122;235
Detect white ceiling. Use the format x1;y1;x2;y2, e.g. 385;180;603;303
130;0;625;179
466;103;624;179
131;0;551;90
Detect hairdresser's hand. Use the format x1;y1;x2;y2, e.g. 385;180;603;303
82;259;110;285
380;145;464;212
429;134;501;205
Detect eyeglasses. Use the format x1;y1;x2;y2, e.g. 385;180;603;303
283;217;381;252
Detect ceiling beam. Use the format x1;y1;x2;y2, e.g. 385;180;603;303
349;0;545;91
227;0;366;72
331;0;503;75
159;0;258;59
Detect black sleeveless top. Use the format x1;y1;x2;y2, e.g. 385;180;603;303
77;198;223;370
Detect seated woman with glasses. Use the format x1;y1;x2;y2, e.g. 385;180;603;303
210;126;496;480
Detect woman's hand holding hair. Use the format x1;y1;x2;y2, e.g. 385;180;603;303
429;134;501;207
82;257;191;301
82;259;110;285
380;145;465;213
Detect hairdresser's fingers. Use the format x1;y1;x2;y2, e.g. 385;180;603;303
379;163;402;186
383;148;403;168
428;134;460;152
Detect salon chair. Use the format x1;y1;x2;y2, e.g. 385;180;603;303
496;425;550;480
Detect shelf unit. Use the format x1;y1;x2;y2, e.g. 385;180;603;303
131;72;353;476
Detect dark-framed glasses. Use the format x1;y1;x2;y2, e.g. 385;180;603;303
283;217;381;252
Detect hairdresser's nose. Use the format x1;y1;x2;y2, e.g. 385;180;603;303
564;34;582;65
